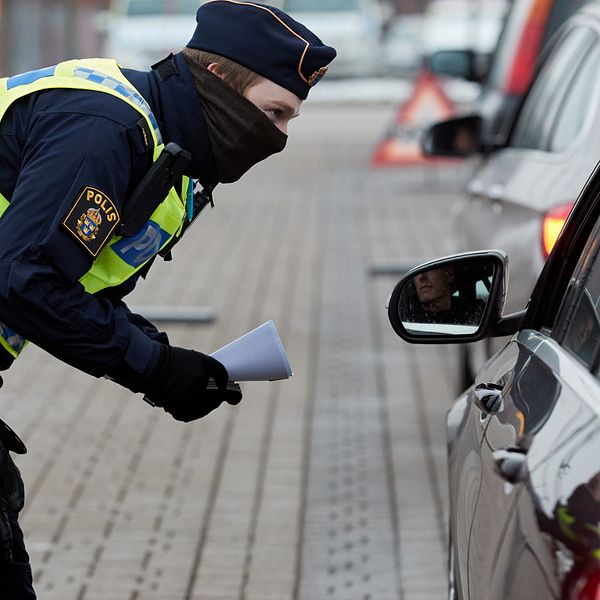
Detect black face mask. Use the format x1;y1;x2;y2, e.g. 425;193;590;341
183;58;288;183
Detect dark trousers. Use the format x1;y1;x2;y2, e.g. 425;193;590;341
0;511;36;599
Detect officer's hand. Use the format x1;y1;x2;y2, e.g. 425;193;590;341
144;346;242;422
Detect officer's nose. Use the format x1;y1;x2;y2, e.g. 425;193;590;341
275;120;289;135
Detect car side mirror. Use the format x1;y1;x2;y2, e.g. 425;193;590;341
426;49;480;81
387;251;507;344
421;115;483;158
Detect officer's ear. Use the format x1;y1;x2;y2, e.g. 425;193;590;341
206;62;226;80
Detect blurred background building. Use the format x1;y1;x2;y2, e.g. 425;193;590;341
0;0;109;74
0;0;508;79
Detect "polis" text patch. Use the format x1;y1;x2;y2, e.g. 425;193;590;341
62;186;120;256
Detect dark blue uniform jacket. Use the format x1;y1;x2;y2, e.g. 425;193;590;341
0;53;217;386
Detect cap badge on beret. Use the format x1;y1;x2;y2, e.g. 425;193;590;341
308;66;328;87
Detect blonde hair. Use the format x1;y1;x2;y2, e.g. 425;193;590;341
182;47;261;95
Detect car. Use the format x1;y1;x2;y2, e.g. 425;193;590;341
422;0;508;59
381;14;424;77
280;0;389;78
387;155;600;599
426;0;587;141
422;0;598;388
99;0;198;70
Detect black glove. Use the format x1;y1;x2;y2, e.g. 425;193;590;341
0;443;24;562
144;346;242;422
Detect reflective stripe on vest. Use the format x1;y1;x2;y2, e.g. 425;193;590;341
0;59;189;359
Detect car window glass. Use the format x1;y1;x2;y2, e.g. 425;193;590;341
511;27;592;150
543;0;589;44
549;41;600;153
560;238;600;369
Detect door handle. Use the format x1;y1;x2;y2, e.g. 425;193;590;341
493;447;528;484
487;184;505;202
473;383;504;414
467;180;484;196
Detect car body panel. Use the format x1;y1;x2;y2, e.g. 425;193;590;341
448;340;522;598
459;328;600;599
486;346;600;599
487;483;561;599
447;394;484;600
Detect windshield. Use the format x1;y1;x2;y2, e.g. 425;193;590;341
125;0;199;16
282;0;361;12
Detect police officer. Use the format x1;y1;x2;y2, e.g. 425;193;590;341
0;1;335;596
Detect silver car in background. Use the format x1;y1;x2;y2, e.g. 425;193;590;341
281;0;389;78
423;1;600;384
99;0;199;69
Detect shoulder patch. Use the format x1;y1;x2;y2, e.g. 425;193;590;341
62;186;120;257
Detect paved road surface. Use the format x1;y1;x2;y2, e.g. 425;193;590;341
4;104;467;599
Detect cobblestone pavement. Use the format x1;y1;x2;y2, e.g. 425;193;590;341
4;104;468;599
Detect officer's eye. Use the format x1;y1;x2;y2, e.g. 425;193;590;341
269;108;282;119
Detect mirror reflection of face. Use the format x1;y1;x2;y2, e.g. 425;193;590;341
413;267;454;313
454;126;476;154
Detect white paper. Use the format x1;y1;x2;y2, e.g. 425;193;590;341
210;320;293;382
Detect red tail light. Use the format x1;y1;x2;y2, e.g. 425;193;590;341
577;570;600;600
505;0;553;94
542;202;574;258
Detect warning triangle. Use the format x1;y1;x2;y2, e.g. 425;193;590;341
371;70;461;167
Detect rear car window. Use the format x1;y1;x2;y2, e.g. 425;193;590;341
511;26;593;150
549;40;600;152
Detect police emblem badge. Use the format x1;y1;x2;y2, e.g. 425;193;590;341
308;66;328;87
76;208;102;241
62;186;120;256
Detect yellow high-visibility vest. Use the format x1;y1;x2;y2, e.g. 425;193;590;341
0;58;190;360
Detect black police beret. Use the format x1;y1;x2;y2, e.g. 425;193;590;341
187;0;337;99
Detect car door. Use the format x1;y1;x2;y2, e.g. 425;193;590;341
447;340;524;599
465;336;553;599
468;186;600;599
460;23;600;314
